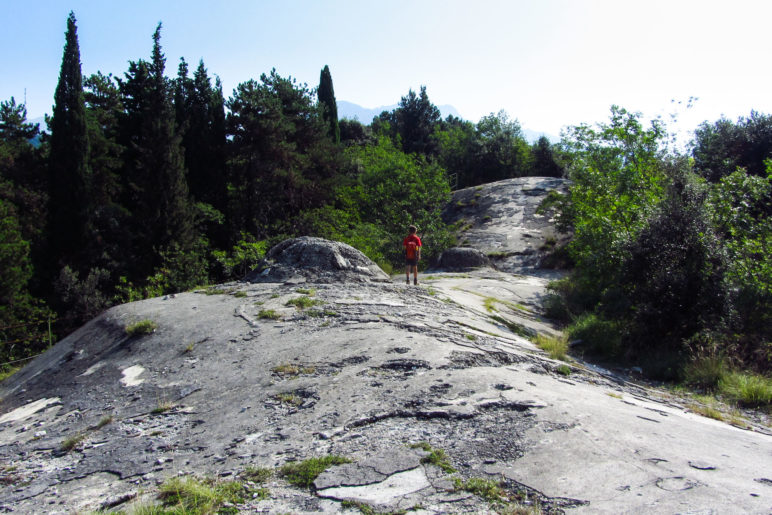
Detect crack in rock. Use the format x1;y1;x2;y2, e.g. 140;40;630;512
316;467;430;506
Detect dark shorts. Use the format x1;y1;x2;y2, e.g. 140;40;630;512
405;257;418;266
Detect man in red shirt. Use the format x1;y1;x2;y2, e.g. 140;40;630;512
403;225;422;285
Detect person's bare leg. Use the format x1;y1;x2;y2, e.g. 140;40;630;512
412;265;418;285
405;266;410;284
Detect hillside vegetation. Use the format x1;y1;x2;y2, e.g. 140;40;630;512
1;13;770;394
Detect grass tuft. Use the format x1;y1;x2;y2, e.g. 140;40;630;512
718;372;772;407
257;309;281;320
95;415;113;429
272;363;316;377
532;333;569;361
157;476;245;513
0;365;21;384
285;296;323;310
454;476;543;513
409;442;456;473
152;400;175;414
455;477;505;503
125;319;157;336
240;466;273;483
60;432;87;453
275;392;303;406
556;364;572;376
489;315;534;338
279;455;352;488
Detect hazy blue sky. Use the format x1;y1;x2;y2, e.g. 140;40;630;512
3;0;771;139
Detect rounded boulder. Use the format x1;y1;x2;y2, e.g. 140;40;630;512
244;236;390;284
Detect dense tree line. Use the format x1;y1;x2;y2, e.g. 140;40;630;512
1;14;464;367
2;13;769;389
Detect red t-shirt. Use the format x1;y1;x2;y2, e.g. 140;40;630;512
403;234;422;259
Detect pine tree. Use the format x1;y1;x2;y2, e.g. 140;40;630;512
317;65;340;144
227;70;338;239
48;11;89;270
393;86;441;155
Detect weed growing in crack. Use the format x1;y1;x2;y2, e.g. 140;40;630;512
272;364;315;377
454;477;543;514
94;415;113;429
556;364;572;376
295;288;316;296
455;477;505;503
307;309;338;318
488;315;534;338
60;432;87;453
152;399;175;414
275;393;303;406
0;465;23;486
341;499;416;514
233;290;248;298
279;455;352;488
409;442;456;473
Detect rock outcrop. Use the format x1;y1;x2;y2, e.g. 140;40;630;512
245;236;390;284
443;176;569;273
1;178;770;514
434;247;493;271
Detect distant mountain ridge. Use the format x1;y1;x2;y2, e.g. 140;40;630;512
337;100;461;123
337;101;557;143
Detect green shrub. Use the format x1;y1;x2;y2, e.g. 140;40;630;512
279;455;352;488
683;356;729;391
125;320;157;336
567;313;621;357
620;175;732;356
541;293;570;322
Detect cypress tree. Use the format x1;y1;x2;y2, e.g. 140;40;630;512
317;65;340;144
118;23;197;284
48;11;89;270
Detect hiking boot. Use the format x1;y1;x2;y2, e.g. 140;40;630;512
414;278;418;286
406;278;410;285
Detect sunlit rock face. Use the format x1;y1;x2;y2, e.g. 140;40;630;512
245;236;391;284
